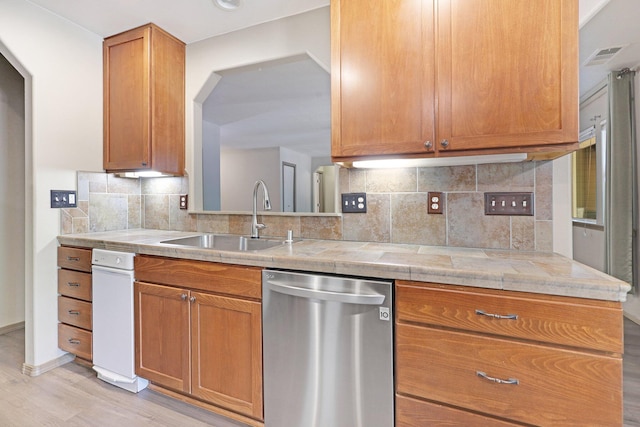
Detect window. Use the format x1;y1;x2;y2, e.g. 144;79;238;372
572;120;606;224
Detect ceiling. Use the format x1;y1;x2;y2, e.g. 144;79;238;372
26;0;329;44
579;0;640;97
25;0;640;153
202;55;331;157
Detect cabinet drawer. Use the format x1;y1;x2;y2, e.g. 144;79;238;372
135;255;262;299
396;394;520;427
57;246;92;272
396;281;623;353
58;296;92;330
58;323;92;360
58;269;92;301
396;324;622;427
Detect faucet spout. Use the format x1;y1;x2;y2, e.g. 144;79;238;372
251;180;271;238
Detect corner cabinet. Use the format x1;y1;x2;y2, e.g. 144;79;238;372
57;246;93;361
395;281;623;426
331;0;578;161
134;255;263;426
103;24;185;175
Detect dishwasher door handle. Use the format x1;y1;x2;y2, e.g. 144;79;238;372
265;280;385;305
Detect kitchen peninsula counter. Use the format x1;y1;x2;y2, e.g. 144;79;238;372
57;229;631;302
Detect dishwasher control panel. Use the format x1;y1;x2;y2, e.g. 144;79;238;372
92;249;135;270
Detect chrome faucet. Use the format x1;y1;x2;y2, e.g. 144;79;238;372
251;180;272;238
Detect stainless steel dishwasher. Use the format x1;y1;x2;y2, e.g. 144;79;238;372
262;270;393;427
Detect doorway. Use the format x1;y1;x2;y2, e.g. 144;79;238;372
0;52;26;361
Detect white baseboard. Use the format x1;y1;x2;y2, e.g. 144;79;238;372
0;321;25;335
22;352;75;377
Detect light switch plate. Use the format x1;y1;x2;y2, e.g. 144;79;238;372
484;192;534;216
50;190;77;208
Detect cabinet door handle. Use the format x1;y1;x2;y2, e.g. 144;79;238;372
68;339;81;345
475;309;518;320
424;140;433;150
189;296;196;303
66;256;80;261
180;294;187;301
440;139;449;148
67;310;80;316
67;282;80;287
477;371;519;385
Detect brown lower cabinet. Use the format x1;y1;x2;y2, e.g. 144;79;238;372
57;246;93;361
395;280;624;426
134;255;263;424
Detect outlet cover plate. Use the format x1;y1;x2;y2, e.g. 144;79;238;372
484;192;534;216
341;193;367;213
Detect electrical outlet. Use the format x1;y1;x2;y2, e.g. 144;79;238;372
341;193;367;213
50;190;77;208
428;192;443;214
179;195;188;210
484;192;534;216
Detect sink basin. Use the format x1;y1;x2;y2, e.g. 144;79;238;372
160;234;285;252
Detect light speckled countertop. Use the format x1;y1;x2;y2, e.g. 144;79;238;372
58;229;632;302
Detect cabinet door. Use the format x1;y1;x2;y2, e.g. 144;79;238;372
331;0;435;159
436;0;578;152
134;281;191;393
103;26;151;171
191;291;263;420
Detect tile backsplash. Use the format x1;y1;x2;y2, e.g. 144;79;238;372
61;161;553;251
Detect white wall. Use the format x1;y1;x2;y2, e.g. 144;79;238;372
0;0;103;367
220;147;280;212
186;7;330;211
0;53;25;329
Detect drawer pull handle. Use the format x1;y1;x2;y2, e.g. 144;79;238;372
68;339;81;345
68;310;80;315
67;282;80;287
476;371;519;385
475;309;518;320
66;256;80;261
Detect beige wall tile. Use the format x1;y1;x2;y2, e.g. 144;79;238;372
447;193;510;249
511;216;535;251
89;193;128;232
169;195;197;232
391;193;446;245
535;220;553;251
197;214;230;234
258;215;301;239
343;194;390;243
143;195;170;230
128;195;141;229
349;169;367;193
229;215;251;235
141;176;186;195
477;162;535;191
301;216;342;240
107;175;140;194
418;165;476;192
535;161;553;220
366;168;417;193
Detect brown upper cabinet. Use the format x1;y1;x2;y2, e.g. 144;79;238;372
331;0;579;162
103;24;185;175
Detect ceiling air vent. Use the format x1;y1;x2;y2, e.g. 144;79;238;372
584;46;627;66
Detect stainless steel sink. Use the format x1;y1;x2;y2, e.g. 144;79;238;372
159;234;286;251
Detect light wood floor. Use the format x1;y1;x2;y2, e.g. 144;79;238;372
0;328;248;426
1;320;639;426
